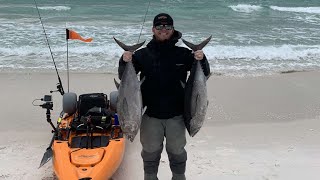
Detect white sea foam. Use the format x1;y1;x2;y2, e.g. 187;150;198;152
205;45;320;76
2;44;318;62
204;45;320;61
270;6;320;14
229;4;262;13
37;6;71;11
1;44;320;76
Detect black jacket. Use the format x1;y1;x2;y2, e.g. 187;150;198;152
118;30;210;119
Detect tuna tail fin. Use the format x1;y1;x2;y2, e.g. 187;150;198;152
113;37;145;52
114;78;120;90
182;35;212;51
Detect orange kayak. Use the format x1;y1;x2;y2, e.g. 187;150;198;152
51;113;125;180
41;92;126;180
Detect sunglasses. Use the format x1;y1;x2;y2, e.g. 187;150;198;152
155;25;174;30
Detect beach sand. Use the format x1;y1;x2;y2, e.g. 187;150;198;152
0;71;319;180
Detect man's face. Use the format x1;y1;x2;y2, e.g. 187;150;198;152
152;25;174;42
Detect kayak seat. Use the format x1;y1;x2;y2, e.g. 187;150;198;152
73;93;112;130
78;93;108;118
71;135;110;148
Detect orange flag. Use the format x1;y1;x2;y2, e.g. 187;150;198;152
66;29;93;42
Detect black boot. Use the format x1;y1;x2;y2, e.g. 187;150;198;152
172;173;186;180
144;173;159;180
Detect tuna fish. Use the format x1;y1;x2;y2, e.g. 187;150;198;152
113;37;146;142
182;36;212;137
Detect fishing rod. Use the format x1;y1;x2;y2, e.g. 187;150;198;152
138;1;151;43
34;0;65;95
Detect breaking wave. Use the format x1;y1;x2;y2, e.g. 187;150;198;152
37;6;71;11
270;6;320;14
229;4;263;13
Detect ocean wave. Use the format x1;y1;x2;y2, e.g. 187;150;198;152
291;15;320;25
229;4;262;13
270;6;320;14
37;6;71;11
1;44;320;61
160;0;183;3
204;45;320;60
1;44;320;76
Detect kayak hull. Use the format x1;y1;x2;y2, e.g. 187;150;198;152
53;137;125;180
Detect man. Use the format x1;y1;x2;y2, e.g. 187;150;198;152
118;13;210;180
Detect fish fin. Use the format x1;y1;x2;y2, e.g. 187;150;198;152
207;100;209;107
190;127;200;137
180;81;185;88
182;35;212;51
113;37;145;52
114;78;120;90
140;77;146;86
142;106;147;115
206;72;212;80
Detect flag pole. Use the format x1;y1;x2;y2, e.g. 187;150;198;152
66;29;70;93
65;29;93;93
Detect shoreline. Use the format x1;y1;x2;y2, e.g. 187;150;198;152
0;68;318;77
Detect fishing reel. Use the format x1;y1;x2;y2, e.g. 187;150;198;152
50;82;64;95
